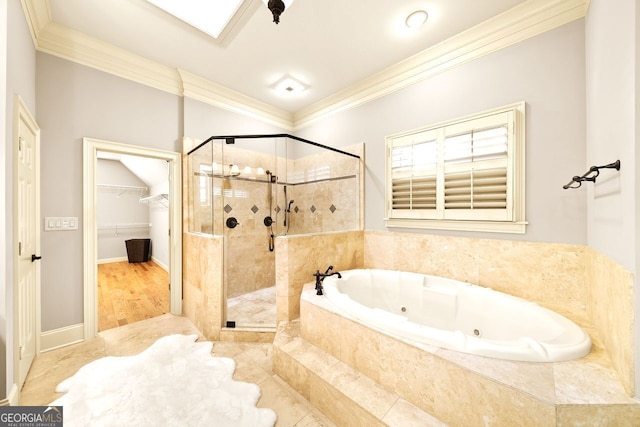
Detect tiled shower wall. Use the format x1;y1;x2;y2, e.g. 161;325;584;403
188;141;362;298
284;145;361;235
182;232;223;340
221;174;277;298
275;230;365;323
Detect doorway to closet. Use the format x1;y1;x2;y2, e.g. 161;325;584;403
83;138;182;339
96;152;170;331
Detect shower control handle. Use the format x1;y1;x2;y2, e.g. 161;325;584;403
226;217;239;229
263;216;273;227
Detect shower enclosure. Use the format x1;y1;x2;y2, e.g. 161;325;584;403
187;134;360;330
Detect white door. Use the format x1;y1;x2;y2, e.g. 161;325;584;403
15;97;40;389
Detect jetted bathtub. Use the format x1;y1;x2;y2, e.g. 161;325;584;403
321;269;591;362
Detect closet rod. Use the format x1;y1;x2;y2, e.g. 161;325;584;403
139;194;168;203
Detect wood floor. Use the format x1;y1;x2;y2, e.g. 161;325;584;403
98;261;170;332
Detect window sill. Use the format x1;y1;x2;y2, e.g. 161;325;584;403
385;218;527;234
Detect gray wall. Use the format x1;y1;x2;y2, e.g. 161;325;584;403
297;20;587;245
96;159;150;261
36;53;182;331
584;0;639;396
184;97;286;141
2;0;37;400
585;0;637;272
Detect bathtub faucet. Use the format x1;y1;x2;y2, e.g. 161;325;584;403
313;266;342;296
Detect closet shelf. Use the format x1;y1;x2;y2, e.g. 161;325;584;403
139;193;169;207
98;223;151;230
97;184;148;196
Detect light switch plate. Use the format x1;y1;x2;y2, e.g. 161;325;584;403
45;217;78;231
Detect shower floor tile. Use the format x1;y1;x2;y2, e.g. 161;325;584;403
227;285;277;328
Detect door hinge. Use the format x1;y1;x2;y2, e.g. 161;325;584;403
18;242;22;256
19;346;23;359
18;136;24;152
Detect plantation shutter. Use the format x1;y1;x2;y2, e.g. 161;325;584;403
443;112;511;220
387;109;515;222
389;131;438;219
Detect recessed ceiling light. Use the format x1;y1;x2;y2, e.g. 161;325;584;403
405;10;428;29
272;75;307;95
146;0;243;39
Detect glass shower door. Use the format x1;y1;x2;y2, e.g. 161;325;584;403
222;137;281;329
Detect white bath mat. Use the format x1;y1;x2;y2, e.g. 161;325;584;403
50;334;277;427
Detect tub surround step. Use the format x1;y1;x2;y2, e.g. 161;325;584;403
273;320;447;427
290;285;640;426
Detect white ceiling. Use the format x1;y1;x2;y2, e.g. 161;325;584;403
98;151;168;189
47;0;527;114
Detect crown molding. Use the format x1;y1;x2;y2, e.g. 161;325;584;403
292;0;589;129
23;0;292;128
20;0;51;48
179;69;294;130
36;22;183;96
22;0;588;132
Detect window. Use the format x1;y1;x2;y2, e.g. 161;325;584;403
385;102;526;233
198;165;211;207
146;0;244;39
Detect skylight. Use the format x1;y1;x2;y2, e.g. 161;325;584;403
147;0;244;39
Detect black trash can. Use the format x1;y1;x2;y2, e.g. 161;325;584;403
125;238;151;263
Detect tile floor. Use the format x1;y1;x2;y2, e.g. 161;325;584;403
20;314;335;427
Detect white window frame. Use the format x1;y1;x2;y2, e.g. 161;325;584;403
385;102;526;234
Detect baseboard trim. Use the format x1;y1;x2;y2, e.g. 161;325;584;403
151;256;169;272
97;257;128;264
0;384;19;406
40;323;84;352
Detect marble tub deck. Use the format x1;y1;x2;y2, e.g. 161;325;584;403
20;314;334;427
277;285;640;426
